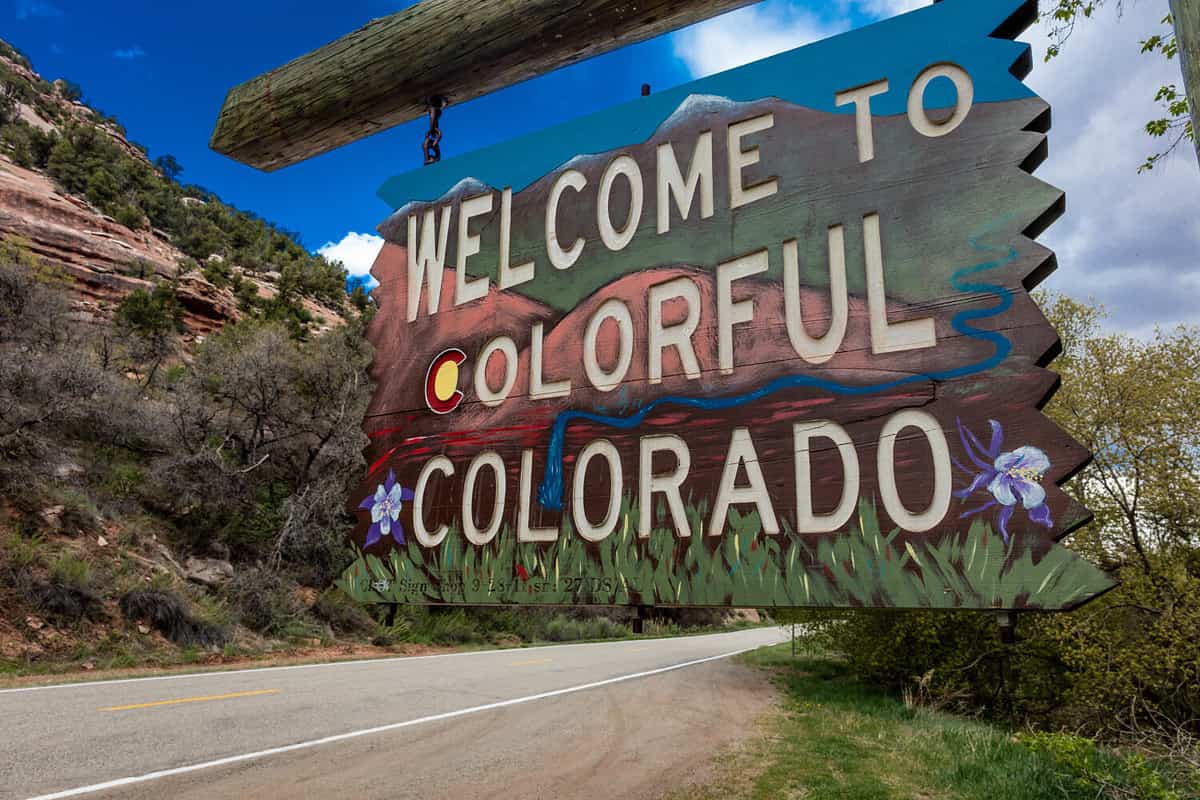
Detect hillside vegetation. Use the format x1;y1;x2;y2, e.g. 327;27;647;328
0;41;739;673
0;33;385;668
0;38;357;335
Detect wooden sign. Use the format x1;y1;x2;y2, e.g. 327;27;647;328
339;0;1117;610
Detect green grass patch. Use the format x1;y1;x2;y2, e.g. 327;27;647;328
683;643;1099;800
1;529;45;569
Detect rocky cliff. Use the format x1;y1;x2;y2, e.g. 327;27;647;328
0;41;344;338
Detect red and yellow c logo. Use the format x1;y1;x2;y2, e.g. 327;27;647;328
425;348;466;414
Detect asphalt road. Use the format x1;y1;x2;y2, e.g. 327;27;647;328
0;627;789;800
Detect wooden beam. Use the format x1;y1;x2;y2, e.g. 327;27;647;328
209;0;759;172
1170;0;1200;165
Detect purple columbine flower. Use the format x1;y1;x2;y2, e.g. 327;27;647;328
953;419;1053;543
358;470;414;548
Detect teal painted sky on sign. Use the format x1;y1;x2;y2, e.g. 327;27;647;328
377;0;1035;207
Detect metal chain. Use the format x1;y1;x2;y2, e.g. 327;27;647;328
423;95;448;165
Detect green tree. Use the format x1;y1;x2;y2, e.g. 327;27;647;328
160;321;370;570
115;281;183;385
804;297;1200;735
154;153;183;180
85;167;119;210
1045;294;1200;567
0;122;57;169
56;80;82;103
1033;296;1200;728
0;82;17;126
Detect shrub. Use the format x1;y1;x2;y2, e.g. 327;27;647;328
114;282;183;383
202;257;233;288
796;610;1065;719
370;618;412;647
1021;731;1190;800
119;589;227;648
26;553;103;623
1;529;44;572
50;552;91;587
115;282;183;338
374;606;484;645
422;608;483;644
223;567;302;635
57;80;82;102
270;479;356;586
1;121;57;169
312;589;374;635
1038;562;1200;729
543;614;627;642
26;580;100;623
102;461;144;499
0;84;17;126
113;204;145;231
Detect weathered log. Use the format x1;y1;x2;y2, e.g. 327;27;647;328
209;0;758;171
1170;0;1200;165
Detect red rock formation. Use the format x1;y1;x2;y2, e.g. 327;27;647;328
0;47;346;337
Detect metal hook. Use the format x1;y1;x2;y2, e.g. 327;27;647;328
423;95;449;165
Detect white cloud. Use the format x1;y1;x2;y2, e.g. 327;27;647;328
317;232;384;278
849;0;924;16
672;0;1199;333
673;1;849;77
1021;2;1200;332
672;1;925;78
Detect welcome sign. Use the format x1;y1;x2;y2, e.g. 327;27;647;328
340;0;1116;610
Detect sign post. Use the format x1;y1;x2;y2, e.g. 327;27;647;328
1170;0;1200;165
340;0;1115;612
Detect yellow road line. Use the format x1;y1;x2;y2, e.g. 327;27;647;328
509;658;553;667
99;688;280;712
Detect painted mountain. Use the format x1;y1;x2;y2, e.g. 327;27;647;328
339;0;1116;611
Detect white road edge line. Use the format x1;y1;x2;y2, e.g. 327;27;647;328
0;628;784;695
25;645;762;800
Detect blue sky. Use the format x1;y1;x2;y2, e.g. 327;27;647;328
6;0;1199;333
2;1;877;243
1;1;899;250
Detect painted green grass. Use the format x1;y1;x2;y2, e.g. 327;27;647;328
338;498;1114;609
668;644;1101;800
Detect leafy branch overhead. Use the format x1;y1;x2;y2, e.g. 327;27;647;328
1043;2;1194;171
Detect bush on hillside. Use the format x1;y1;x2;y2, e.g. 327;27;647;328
25;554;103;624
223;567;303;636
543;614;627;642
119;589;227;648
0;258;111;469
0;83;16;126
0;120;55;169
270;480;357;587
312;589;375;635
56;80;82;103
155;321;369;563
